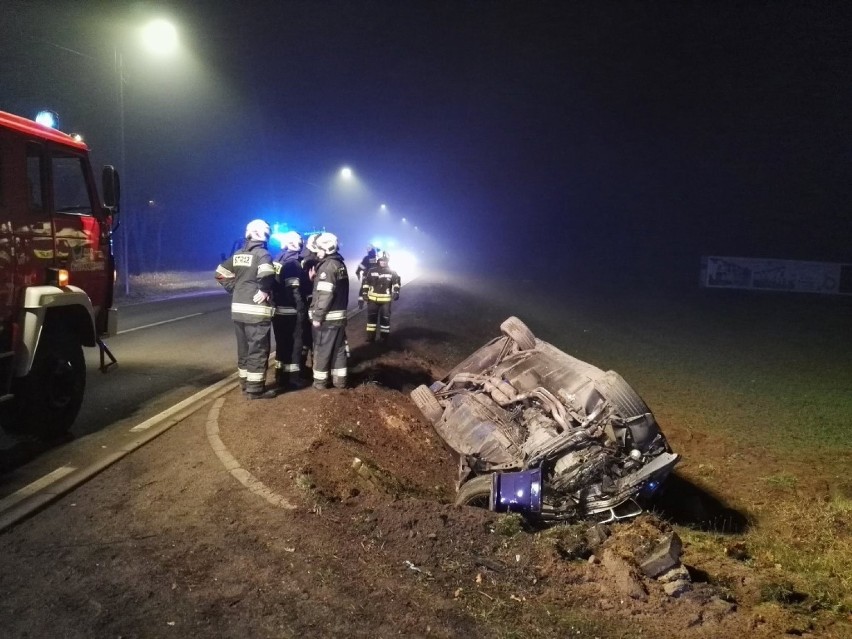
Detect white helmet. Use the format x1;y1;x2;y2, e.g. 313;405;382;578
305;233;320;253
245;219;271;242
314;232;339;254
281;230;303;251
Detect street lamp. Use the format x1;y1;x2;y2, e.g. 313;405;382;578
340;166;353;180
116;17;179;294
141;19;179;56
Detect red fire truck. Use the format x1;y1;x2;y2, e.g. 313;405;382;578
0;110;120;438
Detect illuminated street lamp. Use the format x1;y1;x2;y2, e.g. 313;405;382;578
141;19;179;56
340;166;354;180
117;17;180;294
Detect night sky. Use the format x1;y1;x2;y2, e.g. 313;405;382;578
2;1;851;285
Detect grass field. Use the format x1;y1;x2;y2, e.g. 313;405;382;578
492;275;852;622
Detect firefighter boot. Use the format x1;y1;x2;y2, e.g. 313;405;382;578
247;388;279;400
332;375;347;389
274;368;286;389
287;373;310;390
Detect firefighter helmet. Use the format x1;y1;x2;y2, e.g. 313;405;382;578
245;219;271;242
305;233;320;253
314;232;339;254
281;230;303;251
378;251;389;263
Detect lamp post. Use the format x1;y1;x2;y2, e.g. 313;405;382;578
115;18;179;295
116;48;129;294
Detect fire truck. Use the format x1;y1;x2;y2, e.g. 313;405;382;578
0;110;120;439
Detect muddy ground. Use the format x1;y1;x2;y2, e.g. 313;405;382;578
0;273;849;638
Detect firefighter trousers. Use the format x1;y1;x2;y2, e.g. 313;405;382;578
235;320;271;394
301;313;313;372
273;313;305;378
312;322;347;388
366;300;391;339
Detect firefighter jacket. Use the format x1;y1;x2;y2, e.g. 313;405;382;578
360;264;401;303
355;250;377;279
272;248;308;316
215;240;276;323
309;252;349;325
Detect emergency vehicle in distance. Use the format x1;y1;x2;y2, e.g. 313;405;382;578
0;110;120;438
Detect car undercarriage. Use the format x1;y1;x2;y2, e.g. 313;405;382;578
411;317;679;524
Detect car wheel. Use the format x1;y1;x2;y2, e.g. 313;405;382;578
455;475;493;509
2;329;86;439
410;384;443;423
500;316;535;350
598;370;649;418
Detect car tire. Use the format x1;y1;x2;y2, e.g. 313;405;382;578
455;475;494;509
500;316;536;350
598;370;649;418
410;384;443;423
2;329;86;439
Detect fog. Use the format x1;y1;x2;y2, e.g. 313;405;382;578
2;1;850;291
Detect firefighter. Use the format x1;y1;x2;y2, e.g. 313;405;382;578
299;233;321;374
215;219;277;399
271;231;310;389
359;251;401;341
309;232;349;389
301;233;321;276
355;244;378;280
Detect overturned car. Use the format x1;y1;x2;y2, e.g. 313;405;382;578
410;317;679;524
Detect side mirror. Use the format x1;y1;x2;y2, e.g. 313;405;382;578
102;165;121;212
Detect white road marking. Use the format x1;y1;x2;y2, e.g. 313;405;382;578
117;312;203;335
130;375;237;432
0;466;76;511
204;397;296;510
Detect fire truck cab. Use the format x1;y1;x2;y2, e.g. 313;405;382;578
0;110;119;438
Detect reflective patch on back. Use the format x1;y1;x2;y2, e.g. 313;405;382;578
233;254;253;267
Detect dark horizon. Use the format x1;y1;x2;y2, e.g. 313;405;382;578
2;1;851;287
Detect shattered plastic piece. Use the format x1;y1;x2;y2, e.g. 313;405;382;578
639;532;683;578
663;579;692;597
403;560;432;577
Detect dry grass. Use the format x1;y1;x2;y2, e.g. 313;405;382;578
115;271;220;305
500;279;852;619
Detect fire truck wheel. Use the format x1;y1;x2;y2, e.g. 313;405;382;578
8;329;86;439
455;475;494;509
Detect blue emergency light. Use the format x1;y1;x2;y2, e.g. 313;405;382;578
35;110;59;129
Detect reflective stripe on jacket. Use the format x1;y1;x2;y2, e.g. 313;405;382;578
272;248;308;316
309;253;349;325
215;240;275;323
359;265;400;304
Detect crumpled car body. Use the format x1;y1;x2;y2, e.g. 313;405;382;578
410;317;679;524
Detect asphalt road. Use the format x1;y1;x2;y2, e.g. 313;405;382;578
0;273;378;525
0;290;235;499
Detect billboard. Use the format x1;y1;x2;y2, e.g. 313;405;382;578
701;256;852;296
